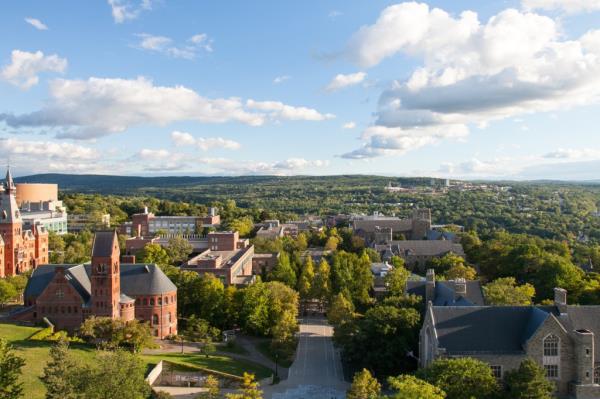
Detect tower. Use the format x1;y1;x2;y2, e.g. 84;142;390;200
90;231;121;319
0;167;24;276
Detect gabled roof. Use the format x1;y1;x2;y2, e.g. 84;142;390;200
431;306;555;354
92;231;117;257
25;264;92;303
407;280;485;306
388;240;465;257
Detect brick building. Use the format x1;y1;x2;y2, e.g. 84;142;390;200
18;231;177;338
0;168;48;277
181;231;255;286
419;288;600;398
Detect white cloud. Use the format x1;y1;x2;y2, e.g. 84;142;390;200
199;157;329;175
246;100;335;121
24;18;48;30
108;0;153;23
138;148;171;159
342;121;356;129
341;124;468;159
325;72;366;92
1;50;67;89
273;75;290;84
542;148;600;160
522;0;600;14
135;33;213;59
171;131;241;151
341;3;600;158
329;10;342;19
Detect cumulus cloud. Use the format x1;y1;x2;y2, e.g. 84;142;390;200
1;50;67;89
341;124;468;159
341;2;600;158
325;72;366;92
273;75;290;84
342;121;356;129
171;131;241;151
25;18;48;30
522;0;600;14
135;33;213;59
246;100;335;121
138;148;171;159
199;157;329;175
542;148;600;159
108;0;153;23
0;77;332;139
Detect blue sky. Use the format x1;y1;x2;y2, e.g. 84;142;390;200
1;0;600;180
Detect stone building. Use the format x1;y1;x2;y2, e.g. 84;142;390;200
419;288;600;398
352;209;432;244
18;231;177;338
406;269;484;306
375;240;465;271
0;168;48;277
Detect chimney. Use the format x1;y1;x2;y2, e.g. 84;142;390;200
426;269;436;303
554;287;568;313
144;206;148;214
454;278;467;300
136;223;142;238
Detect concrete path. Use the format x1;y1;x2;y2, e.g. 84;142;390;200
264;317;347;399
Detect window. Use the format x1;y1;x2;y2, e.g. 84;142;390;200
544;335;559;356
55;289;64;299
490;365;502;379
152;314;159;325
594;365;600;384
543;334;560;380
150;298;155;306
545;365;559;379
143;298;148;306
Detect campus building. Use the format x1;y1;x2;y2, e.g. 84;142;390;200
18;231;177;338
0;169;49;277
419;288;600;398
120;207;220;237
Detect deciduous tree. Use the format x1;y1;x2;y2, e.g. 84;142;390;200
387;374;446;399
346;369;381;399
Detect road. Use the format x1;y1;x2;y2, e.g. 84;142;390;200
264;317;347;398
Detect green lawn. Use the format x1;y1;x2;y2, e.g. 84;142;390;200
256;340;296;368
0;323;273;399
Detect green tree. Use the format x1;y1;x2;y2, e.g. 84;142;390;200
483;277;536;305
0;280;17;307
121;320;155;353
48;232;66;263
166;236;193;264
227;217;254;237
417;358;499;399
504;358;555;399
428;253;468;276
137;243;171;266
78;350;151;399
40;340;79;399
385;264;410;296
0;339;25;399
312;259;331;307
269;252;297;288
225;372;262;399
297;256;315;300
387;374;446;399
346;369;381;399
445;264;477;280
327;293;354;328
197;374;220;399
325;236;340;251
184;316;220;343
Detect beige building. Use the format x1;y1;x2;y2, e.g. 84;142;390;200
16;183;58;206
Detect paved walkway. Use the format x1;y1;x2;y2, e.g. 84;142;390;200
264;317;347;399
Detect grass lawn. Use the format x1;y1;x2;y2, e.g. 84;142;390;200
141;352;273;380
0;323;273;399
216;341;249;355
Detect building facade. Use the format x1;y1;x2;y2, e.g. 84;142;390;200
0;169;49;277
121;207;221;237
20;199;68;235
18;231;177;338
419;288;600;398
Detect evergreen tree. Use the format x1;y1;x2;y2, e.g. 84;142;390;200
40;339;79;399
346;369;381;399
0;339;25;399
504;358;555;399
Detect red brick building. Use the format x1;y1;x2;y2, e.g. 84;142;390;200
0;168;48;277
19;231;177;338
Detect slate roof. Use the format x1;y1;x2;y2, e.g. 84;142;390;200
431;306;555;354
379;240;465;257
24;262;176;304
406;280;485;306
353;218;413;233
92;231;117;257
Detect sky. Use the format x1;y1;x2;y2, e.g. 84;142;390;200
1;0;600;180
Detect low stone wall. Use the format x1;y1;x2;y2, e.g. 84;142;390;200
146;360;163;385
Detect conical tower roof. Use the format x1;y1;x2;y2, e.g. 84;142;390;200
0;167;21;224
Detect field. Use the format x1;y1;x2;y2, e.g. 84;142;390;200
0;323;272;398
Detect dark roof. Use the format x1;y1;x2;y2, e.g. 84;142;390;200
431;306;554;354
92;231;117;257
563;306;600;359
24;262;176;304
406;280;485;306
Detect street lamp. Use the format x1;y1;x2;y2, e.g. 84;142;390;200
274;353;279;378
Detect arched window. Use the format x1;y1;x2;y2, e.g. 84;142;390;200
167;312;171;323
152;314;159;325
594;365;600;384
150;298;155;306
543;334;560;379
